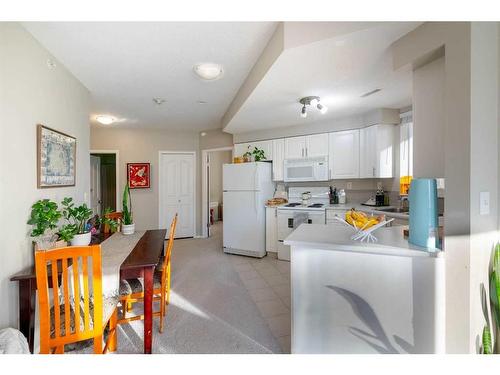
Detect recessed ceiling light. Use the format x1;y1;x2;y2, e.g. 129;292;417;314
95;115;116;125
197;100;208;104
200;132;207;137
153;98;166;105
193;63;224;81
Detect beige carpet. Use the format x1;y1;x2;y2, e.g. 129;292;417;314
87;222;289;354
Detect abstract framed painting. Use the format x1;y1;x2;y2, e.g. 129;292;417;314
37;124;77;188
127;162;151;189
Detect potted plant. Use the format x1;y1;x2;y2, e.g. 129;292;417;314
243;146;252;162
252;146;266;162
59;197;94;246
122;184;135;235
27;199;61;250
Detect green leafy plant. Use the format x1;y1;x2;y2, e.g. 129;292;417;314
60;197;93;239
122;184;133;225
98;207;120;232
252;147;266;162
27;199;61;237
482;243;500;353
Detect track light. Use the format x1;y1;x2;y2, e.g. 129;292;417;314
298;96;328;117
317;103;328;114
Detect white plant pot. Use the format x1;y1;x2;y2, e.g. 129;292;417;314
70;232;92;246
122;223;135;235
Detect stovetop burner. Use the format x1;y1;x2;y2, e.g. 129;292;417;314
308;203;324;208
285;203;302;207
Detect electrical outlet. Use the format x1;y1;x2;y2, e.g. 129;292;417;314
480;191;490;215
346;182;352;190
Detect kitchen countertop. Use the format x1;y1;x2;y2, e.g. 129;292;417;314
284;223;441;258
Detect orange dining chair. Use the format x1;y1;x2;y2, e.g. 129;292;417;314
103;211;123;234
118;213;178;333
35;245;118;354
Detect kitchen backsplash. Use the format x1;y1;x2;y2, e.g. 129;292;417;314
278;179;401;206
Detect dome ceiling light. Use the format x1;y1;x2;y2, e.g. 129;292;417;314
95;115;116;125
299;96;328;118
193;63;224;81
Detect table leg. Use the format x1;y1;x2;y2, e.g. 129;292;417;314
143;266;154;354
18;279;36;353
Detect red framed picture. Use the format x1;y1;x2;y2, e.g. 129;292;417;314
127;163;150;189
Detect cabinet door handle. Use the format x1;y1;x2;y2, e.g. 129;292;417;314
372;167;375;177
301;148;304;157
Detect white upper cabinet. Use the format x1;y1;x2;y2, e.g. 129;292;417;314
329;129;360;179
399;122;413;177
305;133;329;157
284;133;329;159
234;140;273;160
360;124;396;178
284;136;306;159
272;138;285;181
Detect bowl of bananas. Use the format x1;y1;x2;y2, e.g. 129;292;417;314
334;208;394;243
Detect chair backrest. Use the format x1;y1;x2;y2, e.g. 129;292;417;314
164;213;178;267
35;245;104;353
103;211;122;234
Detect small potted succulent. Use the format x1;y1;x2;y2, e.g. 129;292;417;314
122;184;135;235
27;199;61;250
59;197;94;246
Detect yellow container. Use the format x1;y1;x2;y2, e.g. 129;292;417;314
400;175;412;195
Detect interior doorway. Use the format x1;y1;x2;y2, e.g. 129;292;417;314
202;147;233;238
89;150;120;216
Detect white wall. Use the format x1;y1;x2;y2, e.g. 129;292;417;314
0;23;90;329
413;57;445;178
90;127;200;233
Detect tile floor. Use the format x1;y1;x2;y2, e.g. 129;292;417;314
226;250;291;353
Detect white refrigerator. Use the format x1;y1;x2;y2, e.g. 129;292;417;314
223;162;274;258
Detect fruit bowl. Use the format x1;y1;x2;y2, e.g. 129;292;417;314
334;208;394;243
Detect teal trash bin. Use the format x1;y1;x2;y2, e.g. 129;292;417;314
409;178;439;250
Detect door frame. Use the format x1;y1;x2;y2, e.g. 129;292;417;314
89;155;102;215
158;150;197;237
201;146;234;238
89;150;120;211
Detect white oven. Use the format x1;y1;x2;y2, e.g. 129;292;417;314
283;156;329;182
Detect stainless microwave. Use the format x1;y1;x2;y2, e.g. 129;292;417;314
283;156;329;182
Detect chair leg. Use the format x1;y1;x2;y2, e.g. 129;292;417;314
94;335;103;354
108;309;118;352
159;294;165;333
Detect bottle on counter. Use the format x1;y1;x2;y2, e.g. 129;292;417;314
339;189;346;204
333;187;339;205
329;186;335;204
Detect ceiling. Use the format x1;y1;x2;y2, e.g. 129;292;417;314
22;22;278;131
223;22;421;134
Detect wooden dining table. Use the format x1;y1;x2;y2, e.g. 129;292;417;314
10;229;166;354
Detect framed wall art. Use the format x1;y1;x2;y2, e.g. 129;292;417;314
127;162;151;189
37;124;77;188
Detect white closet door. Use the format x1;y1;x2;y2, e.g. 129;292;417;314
160;153;195;238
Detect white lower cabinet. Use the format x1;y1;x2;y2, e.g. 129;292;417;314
265;206;278;253
326;209;348;226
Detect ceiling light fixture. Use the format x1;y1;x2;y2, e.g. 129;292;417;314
193;63;224;81
300;105;307;118
299;96;328;118
95;115;116;125
153;98;166;105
